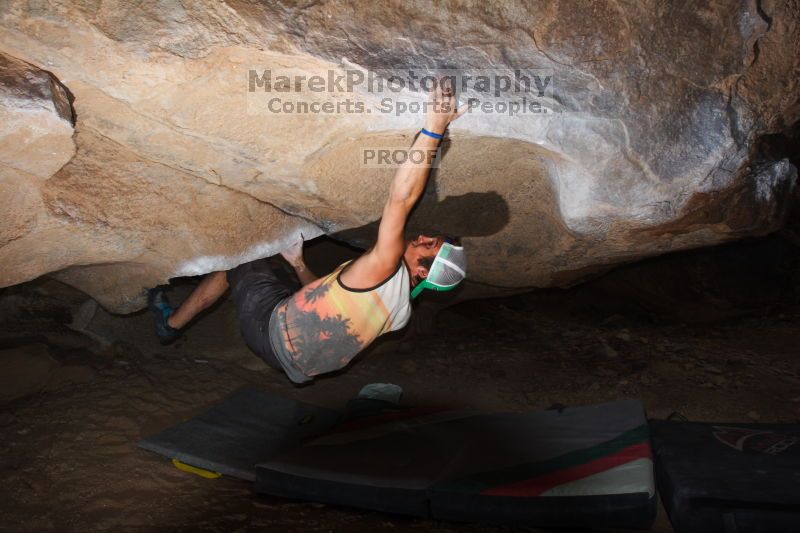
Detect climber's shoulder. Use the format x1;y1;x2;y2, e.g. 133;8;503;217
337;247;400;290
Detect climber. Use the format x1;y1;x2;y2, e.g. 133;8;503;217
147;80;467;384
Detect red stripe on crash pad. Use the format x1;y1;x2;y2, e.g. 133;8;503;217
481;441;651;497
330;406;448;434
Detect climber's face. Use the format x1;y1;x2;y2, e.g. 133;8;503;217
403;235;444;286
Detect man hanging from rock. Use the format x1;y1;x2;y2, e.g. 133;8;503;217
147;80;467;384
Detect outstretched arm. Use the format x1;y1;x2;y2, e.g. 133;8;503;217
340;81;464;288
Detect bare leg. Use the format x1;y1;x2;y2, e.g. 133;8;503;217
167;271;229;329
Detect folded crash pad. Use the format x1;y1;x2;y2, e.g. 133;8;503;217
138;388;338;481
256;399;656;528
650;420;800;533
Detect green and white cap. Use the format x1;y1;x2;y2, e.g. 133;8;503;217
410;241;467;299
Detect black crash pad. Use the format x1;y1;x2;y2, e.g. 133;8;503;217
256;399;656;528
650;420;800;533
138;388;338;481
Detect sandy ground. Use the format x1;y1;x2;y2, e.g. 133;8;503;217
1;281;799;532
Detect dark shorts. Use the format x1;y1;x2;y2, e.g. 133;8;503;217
226;257;298;371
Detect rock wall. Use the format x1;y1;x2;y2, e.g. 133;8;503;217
0;0;798;312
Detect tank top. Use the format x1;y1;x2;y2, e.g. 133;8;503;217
268;260;412;383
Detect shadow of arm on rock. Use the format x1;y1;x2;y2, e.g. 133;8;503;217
331;190;510;248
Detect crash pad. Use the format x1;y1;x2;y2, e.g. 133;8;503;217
650;420;800;533
138;388;338;481
256;399;656;528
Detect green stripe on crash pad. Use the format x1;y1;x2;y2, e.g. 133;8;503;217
432;423;650;495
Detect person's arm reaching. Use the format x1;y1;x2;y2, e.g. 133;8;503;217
280;233;318;287
340;80;465;288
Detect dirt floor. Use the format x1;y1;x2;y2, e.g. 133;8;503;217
1;278;799;532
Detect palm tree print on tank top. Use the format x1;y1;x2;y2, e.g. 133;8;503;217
269;261;411;380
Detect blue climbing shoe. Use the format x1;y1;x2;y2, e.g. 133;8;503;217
147;287;181;345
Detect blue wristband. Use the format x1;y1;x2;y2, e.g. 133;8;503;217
420;128;444;140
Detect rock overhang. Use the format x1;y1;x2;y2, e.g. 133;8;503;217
0;0;796;312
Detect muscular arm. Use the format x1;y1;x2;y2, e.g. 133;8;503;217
373;131;440;258
340;81;464;288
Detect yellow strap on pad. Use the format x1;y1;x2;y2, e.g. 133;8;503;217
171;458;221;479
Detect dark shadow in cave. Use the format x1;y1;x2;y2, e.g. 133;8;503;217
331;190;510;249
